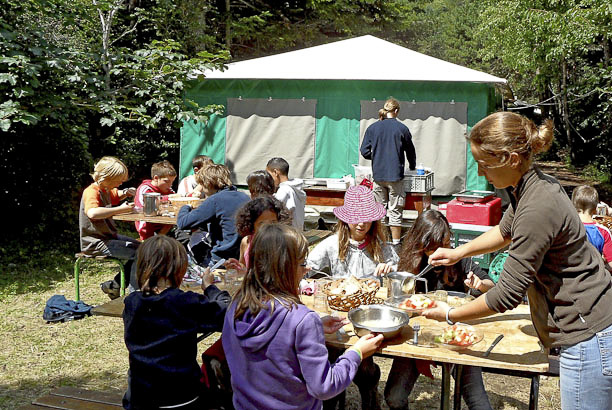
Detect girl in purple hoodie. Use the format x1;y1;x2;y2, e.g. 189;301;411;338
222;223;383;410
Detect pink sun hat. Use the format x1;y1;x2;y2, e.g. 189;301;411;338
333;185;387;224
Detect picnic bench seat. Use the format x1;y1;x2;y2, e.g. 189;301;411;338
21;386;123;409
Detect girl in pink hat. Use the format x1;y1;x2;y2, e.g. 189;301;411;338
307;185;398;410
307;185;398;279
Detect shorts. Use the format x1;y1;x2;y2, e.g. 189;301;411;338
373;180;405;226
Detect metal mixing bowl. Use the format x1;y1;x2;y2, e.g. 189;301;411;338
348;304;410;339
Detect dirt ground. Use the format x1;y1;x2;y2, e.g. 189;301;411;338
538;160;611;203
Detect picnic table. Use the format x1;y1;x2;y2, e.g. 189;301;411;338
113;211;177;225
94;280;549;410
301;290;550;410
112;211;333;247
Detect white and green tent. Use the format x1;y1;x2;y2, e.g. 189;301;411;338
181;35;506;195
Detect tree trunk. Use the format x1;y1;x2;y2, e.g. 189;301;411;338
225;0;231;53
561;58;574;162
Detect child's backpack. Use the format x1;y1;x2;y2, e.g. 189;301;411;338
43;295;92;323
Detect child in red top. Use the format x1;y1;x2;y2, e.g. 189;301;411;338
134;160;177;240
572;185;612;272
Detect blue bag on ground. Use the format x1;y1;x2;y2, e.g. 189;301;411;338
43;295;92;323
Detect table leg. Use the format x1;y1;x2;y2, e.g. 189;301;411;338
453;365;463;410
529;375;540;410
441;363;451;410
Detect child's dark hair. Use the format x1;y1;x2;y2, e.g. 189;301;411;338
266;157;289;176
235;196;289;236
151;160;177;178
233;223;307;318
247;170;275;198
192;155;213;170
572;185;599;214
136;236;187;296
399;210;460;286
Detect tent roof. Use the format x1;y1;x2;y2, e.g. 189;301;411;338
204;35;506;84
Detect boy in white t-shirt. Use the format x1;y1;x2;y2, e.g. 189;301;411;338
266;157;306;231
177;155;213;197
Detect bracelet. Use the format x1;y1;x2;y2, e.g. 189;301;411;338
446;307;455;325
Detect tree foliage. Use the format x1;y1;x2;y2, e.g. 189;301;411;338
2;0;612;241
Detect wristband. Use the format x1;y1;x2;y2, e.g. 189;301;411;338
446;307;455;325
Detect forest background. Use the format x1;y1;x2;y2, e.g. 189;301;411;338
1;0;611;249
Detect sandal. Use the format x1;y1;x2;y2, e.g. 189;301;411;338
100;280;121;300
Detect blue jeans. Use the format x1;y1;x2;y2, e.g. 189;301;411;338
385;358;492;410
102;234;140;289
560;323;612;410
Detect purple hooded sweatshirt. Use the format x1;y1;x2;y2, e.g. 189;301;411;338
222;300;361;410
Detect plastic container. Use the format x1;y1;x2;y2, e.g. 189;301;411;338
449;223;500;269
403;170;435;193
446;197;502;226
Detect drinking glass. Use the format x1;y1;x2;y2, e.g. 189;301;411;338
224;269;239;294
433;289;448;303
313;290;330;313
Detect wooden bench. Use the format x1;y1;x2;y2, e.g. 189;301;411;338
21;386;123;409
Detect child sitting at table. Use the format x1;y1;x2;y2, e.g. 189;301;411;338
307;185;398;278
384;209;493;410
222;223;383;410
233;196;289;270
177;164;250;267
134;160;177;241
307;185;398;409
79;156;139;298
177;155;214;198
571;185;612;271
122;235;231;410
266;157;306;231
246;169;275;198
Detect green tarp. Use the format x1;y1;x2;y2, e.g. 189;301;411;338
181;79;497;191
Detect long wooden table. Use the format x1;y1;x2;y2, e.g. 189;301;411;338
302;289;548;410
113;212;177;225
93;285;549;410
112;212;333;247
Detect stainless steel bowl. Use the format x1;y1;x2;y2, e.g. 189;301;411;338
348;304;410;339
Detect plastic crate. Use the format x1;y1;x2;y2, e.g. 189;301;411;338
449;223;498;269
403;170;434;193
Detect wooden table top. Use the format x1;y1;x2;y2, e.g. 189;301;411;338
93;284;547;374
303;289;548;374
113;212;178;225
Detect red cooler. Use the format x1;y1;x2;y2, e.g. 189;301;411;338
446;197;502;226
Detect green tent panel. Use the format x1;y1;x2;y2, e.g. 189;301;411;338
181;79;495;191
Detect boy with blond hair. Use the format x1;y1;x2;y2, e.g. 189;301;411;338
79;156;140;298
134;160;177;240
572;185;612;272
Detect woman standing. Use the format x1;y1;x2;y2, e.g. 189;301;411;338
423;111;612;410
360;97;416;245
